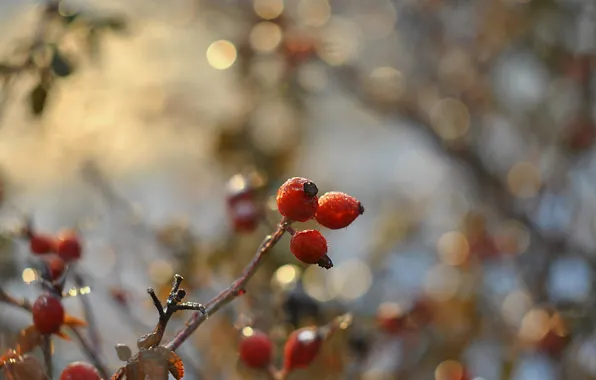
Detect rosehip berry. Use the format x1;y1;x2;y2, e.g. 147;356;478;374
55;230;82;262
226;174;255;206
239;330;273;369
283;327;322;371
315;192;364;230
29;234;56;255
229;199;261;233
60;361;101;380
41;254;66;281
290;230;328;265
276;177;318;222
32;293;64;334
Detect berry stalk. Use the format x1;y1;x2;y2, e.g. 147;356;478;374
165;217;292;351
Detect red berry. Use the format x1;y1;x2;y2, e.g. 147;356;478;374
60;361;101;380
276;177;319;222
55;231;82;262
376;302;405;335
29;234;56;255
283;327;322;371
41;254;66;281
32;294;64;334
290;230;328;265
315;192;364;230
229;199;261;233
239;330;273;369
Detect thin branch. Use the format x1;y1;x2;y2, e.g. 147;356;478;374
0;289;32;312
73;272;103;356
68;326;111;380
165;218;292;351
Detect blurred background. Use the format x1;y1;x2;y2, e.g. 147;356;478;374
1;0;596;379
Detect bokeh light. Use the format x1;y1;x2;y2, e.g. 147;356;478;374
206;40;237;70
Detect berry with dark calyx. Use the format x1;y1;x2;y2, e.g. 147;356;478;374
55;230;82;262
32;293;64;334
290;230;332;269
276;177;319;222
60;361;101;380
29;234;56;255
41;254;66;281
315;191;364;230
283;327;322;371
239;330;273;369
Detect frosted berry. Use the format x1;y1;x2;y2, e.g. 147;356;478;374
29;234;56;255
290;230;330;268
60;361;101;380
276;177;318;222
55;231;82;262
283;327;322;371
32;293;64;334
229;199;261;233
239;330;273;369
41;254;66;281
315;192;364;230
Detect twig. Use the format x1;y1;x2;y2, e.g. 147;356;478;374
165;217;292;351
68;326;111;380
41;335;52;377
0;288;32;312
73;272;102;354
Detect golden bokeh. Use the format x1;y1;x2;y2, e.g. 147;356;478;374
206;40;237;70
367;66;405;103
241;326;254;337
429;98;470;141
507;162;541;198
501;290;532;327
437;231;470;266
297;0;332;28
272;264;300;288
249;22;283;53
329;259;372;301
519;308;550;342
495;220;530;255
253;0;284;20
148;260;174;284
424;264;461;301
435;360;465;380
22;268;37;284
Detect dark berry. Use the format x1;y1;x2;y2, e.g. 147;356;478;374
32;294;64;334
29;234;56;255
290;230;328;265
315;191;363;230
60;361;101;380
55;230;82;262
276;177;318;222
239;330;273;369
283;327;322;371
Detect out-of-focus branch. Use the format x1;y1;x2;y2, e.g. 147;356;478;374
165;217;292;351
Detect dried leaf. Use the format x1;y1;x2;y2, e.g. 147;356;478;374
64;314;87;328
115;344;132;362
3;355;47;380
16;326;41;355
166;350;184;380
138;349;169;380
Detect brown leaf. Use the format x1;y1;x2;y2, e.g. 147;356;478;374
3;355;47;380
16;326;41;355
137;348;170;380
64;314;88;328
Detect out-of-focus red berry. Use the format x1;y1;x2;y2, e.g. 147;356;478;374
290;230;328;265
283;327;322;371
41;254;66;281
109;287;129;306
60;361;101;380
29;234;56;255
315;192;364;229
55;231;82;262
229;199;261;233
32;293;64;334
376;302;406;335
276;177;318;222
239;330;273;369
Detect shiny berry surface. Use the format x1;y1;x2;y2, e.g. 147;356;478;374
29;234;56;255
283;327;322;370
290;230;327;264
276;177;319;222
239;330;273;369
55;231;82;262
32;294;64;334
315;192;364;230
60;361;101;380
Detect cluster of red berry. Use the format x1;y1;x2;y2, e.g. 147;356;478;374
238;326;324;375
276;177;364;268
